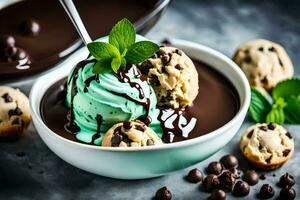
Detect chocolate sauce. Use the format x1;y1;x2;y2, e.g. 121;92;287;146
0;0;161;79
84;74;99;93
91;114;103;143
40;60;240;144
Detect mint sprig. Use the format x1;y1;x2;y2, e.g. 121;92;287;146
87;18;159;74
249;77;300;124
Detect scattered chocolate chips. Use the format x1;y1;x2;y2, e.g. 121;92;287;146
11;118;20;125
257;184;275;199
244;56;252;63
135;125;146;132
146;139;154;146
208;189;226;200
259;125;268;131
157;49;167;57
268;47;275;52
0;35;15;48
202;174;220;192
278;186;296;200
267;122;276;130
150;75;160;87
265;155;273;163
206;161;223;175
139;60;153;75
21;19;40;37
282;149;291;157
186;168;203;183
123;121;132;130
8;107;23;118
2;93;13;103
278;173;295;188
161;54;171;65
155;186;172;200
243;170;259;186
232;180;250;197
219;170;236;190
220;154;239;169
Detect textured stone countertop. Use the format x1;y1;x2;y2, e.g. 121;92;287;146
0;0;299;199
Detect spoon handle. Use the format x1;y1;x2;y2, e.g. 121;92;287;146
59;0;92;45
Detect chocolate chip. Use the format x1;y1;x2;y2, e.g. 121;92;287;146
208;189;226;200
260;126;268;131
268;46;276;52
2;93;13;103
266;155;272;163
11;118;20;125
206;162;223;175
267;122;276;130
139;60;153;75
186;168;203;183
155;186;172;200
258;47;264;52
219;171;236;190
0;35;15;48
16;151;25;157
161;55;170;65
243;170;259;186
175;49;182;56
247;130;254;138
278;173;295;188
262;76;268;84
11;48;27;61
161;66;168;74
123;121;132;130
279;186;296;200
202;174;220;192
283;149;291;157
135;125;146;132
286;132;292;139
111;134;122;147
146;139;154;146
157;49;167;57
244;56;251;63
8;107;23;118
220;154;239;169
279;58;284;67
175;64;183;70
20;19;40;37
232;181;250;197
260;174;266;180
257;184;275;199
150;75;160;87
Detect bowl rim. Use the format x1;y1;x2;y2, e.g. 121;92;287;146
30;38;251;152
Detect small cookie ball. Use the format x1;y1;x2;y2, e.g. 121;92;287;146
0;86;31;140
233;39;293;90
138;46;199;109
102;121;162;147
240;123;294;170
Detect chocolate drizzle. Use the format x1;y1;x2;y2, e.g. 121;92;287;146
84;74;99;93
64;59;96;133
91;114;103;144
158;109;197;143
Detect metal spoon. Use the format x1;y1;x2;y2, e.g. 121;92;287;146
59;0;92;45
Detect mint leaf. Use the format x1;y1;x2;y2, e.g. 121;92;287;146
272;78;300;100
249;88;272;122
266;98;286;124
126;41;159;64
109;18;135;54
284;95;300;124
92;60;112;74
111;57;121;73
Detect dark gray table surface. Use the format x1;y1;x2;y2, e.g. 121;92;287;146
0;0;299;199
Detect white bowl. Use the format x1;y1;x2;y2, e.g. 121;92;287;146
30;38;250;179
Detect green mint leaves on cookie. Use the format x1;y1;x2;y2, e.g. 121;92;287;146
87;18;159;74
249;78;300;124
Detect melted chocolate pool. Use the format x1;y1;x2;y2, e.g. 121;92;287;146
40;60;240;144
0;0;162;79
